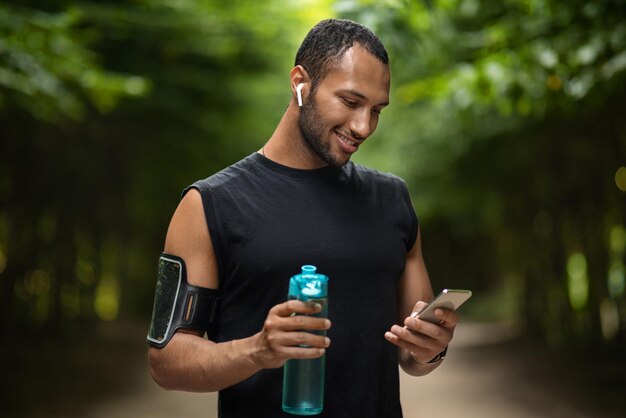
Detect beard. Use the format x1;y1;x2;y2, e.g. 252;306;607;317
298;93;347;167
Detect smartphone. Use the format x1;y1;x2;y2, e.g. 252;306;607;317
412;289;472;324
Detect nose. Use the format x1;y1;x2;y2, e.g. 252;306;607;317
349;109;376;140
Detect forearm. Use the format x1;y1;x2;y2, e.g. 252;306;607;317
149;332;262;392
398;348;443;377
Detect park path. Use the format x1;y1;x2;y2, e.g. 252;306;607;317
84;322;622;418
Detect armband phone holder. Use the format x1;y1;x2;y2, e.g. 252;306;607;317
147;253;220;348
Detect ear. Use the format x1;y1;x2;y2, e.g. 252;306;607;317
290;65;310;106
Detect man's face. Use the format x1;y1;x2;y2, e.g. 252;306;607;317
298;45;391;167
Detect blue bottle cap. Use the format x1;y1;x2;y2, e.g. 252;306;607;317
288;265;328;300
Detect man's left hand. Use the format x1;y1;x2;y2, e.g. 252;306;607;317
384;301;458;364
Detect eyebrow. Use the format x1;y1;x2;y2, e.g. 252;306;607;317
340;89;389;107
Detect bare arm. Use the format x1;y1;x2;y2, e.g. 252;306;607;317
384;227;459;376
148;189;331;392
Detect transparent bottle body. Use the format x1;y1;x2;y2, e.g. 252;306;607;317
282;297;328;415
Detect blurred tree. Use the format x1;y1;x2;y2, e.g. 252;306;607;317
0;3;147;121
343;0;626;354
4;0;625;362
0;0;332;337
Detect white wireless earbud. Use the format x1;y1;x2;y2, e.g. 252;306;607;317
296;83;304;107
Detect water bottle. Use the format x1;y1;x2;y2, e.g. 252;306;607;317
282;265;329;416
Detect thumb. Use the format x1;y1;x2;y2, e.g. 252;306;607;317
410;301;429;318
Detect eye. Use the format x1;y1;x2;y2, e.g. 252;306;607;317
342;98;358;108
372;108;382;115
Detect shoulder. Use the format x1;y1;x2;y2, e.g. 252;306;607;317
350;162;417;234
190;153;260;193
351;162;405;182
349;162;409;192
164;190;210;259
164;188;218;287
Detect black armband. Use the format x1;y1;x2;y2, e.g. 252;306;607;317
147;253;220;348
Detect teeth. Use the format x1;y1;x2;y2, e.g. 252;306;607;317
337;132;356;146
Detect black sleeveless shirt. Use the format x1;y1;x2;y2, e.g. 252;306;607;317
185;153;418;418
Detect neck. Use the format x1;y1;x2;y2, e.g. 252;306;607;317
261;101;328;170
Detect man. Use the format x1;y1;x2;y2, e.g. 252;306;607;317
148;19;458;417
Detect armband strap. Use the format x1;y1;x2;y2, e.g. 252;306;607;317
147;253;220;348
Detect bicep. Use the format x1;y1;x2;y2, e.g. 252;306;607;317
164;188;219;288
397;227;434;321
162;188;219;338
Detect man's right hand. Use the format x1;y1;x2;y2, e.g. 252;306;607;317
251;300;331;369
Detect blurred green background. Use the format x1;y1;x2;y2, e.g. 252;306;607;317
1;0;626;416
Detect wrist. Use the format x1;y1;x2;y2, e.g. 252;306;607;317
408;346;447;366
402;348;445;376
427;346;448;364
246;333;265;369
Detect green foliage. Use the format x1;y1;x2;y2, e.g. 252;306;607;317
343;0;626;352
343;0;626;116
0;0;332;336
2;0;625;361
0;3;148;121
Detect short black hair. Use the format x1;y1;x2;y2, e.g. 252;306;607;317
295;19;388;88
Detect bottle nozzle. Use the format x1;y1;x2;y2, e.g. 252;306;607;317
301;265;317;274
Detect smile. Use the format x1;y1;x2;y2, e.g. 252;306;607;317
335;130;357;147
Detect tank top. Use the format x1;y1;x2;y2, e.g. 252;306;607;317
184;152;418;418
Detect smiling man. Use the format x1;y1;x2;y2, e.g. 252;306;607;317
147;19;458;418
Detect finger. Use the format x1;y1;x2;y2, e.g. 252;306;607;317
279;315;331;332
410;301;429;317
272;331;331;349
404;317;455;348
434;308;459;328
384;328;437;357
384;329;446;364
281;346;327;360
387;324;440;352
403;316;446;337
385;335;438;364
270;300;322;317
